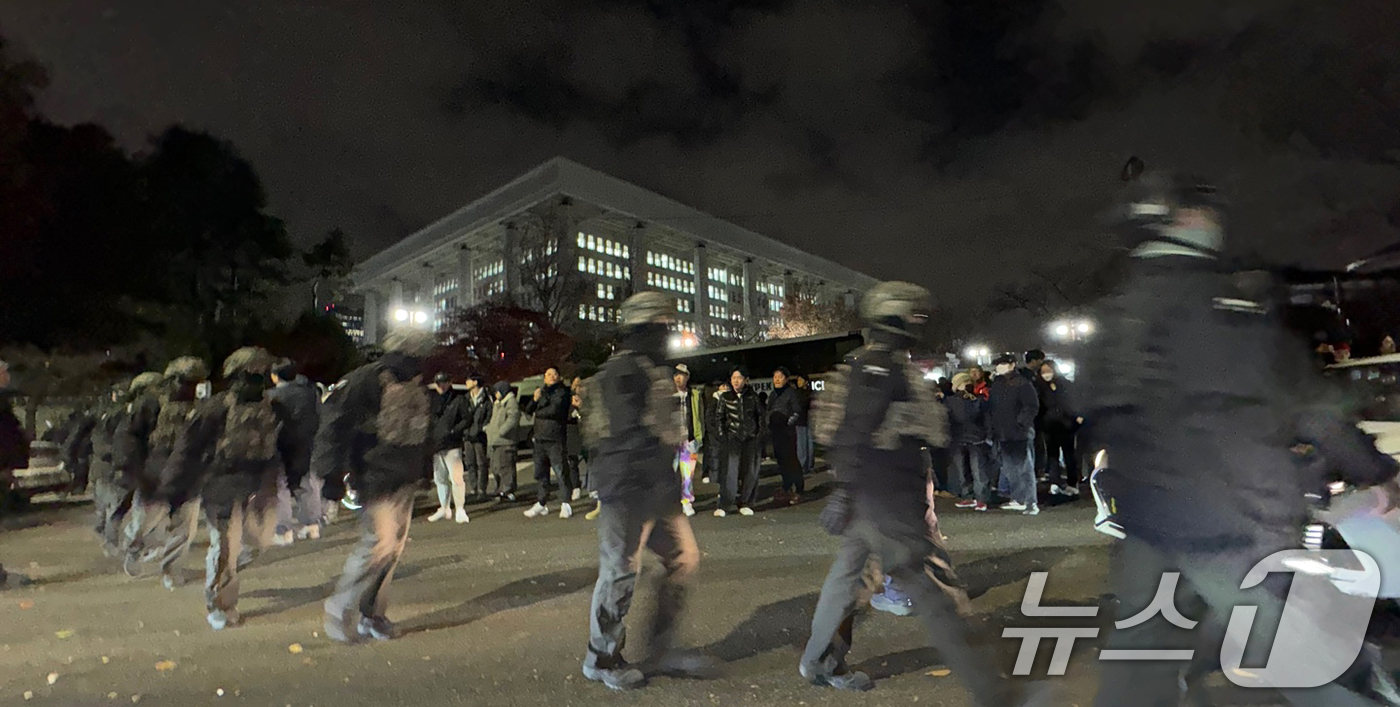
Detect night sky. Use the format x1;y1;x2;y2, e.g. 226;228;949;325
4;0;1400;323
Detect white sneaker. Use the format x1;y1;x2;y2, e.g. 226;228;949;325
682;503;695;517
1049;484;1062;497
295;525;321;541
571;488;582;502
272;531;295;547
559;502;574;519
454;509;469;524
589;490;599;499
523;503;549;518
713;509;727;518
427;508;450;523
1023;505;1041;516
1066;486;1081;497
1000;501;1028;512
738;507;755;516
701;477;711;484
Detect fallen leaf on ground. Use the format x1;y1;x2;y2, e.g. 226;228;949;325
18;600;34;610
47;672;58;685
288;644;303;654
23;691;33;700
154;661;177;672
925;668;951;677
101;656;110;664
216;688;224;697
55;629;75;639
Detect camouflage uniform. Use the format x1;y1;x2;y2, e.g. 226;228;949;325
91;385;131;555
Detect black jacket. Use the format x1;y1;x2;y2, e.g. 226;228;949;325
944;393;989;445
268;379;321;484
462;389;491;444
162;380;285;507
793;387;812;427
0;391;28;473
524;383;572;443
89;400;124;483
114;390;162;492
1080;257;1310;551
767;385;802;432
428;387;465;452
590;335;681;507
714;386;763;442
987;373;1039;442
1040;377;1078;430
61;409;97;469
311;353;431;502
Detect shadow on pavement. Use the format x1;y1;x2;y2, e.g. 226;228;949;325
400;566;598;635
700;592;820;662
959;547;1075;599
252;534;361;570
242;554;471;621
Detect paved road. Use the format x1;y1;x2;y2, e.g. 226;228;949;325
0;473;1252;706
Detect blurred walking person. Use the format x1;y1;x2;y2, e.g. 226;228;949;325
0;358;31;589
315;331;436;643
91;383;131;556
268;360;324;540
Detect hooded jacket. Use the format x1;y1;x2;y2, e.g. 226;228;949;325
311;352;431;502
462;387;492;444
943;392;989;445
485;384;523;448
267;377;321;484
987;372;1039;442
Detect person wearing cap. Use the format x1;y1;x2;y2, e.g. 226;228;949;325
987;353;1041;515
426;372;470;524
460;374;493;501
485;380;522;502
313;330;435;643
768;366;805;505
800;282;1043;705
672;364;705;517
0;358;31;589
579;291;712;690
160;347;281;629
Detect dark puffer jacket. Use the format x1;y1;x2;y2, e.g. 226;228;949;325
524;383;572;443
987;373;1039;442
713;386;763;442
944;393;989;445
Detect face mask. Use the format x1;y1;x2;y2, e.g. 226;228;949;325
995;364;1014;376
1042;373;1054;382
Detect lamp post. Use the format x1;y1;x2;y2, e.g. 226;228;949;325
1048;318;1094;343
963;345;992;367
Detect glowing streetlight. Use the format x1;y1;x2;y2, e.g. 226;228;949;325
1049;318;1095;342
394;309;409;322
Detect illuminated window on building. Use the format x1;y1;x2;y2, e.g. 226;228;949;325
475;260;504;281
676;298;692;313
597;284;616;300
578;232;629;260
758;281;785;299
708;285;728;303
647;250;695;276
709;304;727;320
433;277;459;297
708;267;739;287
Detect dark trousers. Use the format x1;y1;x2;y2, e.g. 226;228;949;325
94;477;134;553
1096;536;1382;707
325;486;415;622
949;443;989;501
720;439;759;511
68;458;91;494
928;446;951;494
462;441;489;497
802;515;1012;706
772;426;804;494
1033;423;1049;477
585;503;699;670
490;445;517;496
533;440;568;505
1044;426;1080;488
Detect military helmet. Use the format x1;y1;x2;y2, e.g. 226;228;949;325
221;347;276;379
382;330;437;358
619;291;677;327
861;281;932;336
129;372;164;393
164;356;210;382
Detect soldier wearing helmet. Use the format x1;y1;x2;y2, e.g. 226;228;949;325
91;381;134;556
799;282;1044;704
578;291;714;690
314;329;435;644
1084;172;1394;706
121;356;210;584
161;346;280;630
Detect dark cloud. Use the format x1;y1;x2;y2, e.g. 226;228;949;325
3;0;1400;342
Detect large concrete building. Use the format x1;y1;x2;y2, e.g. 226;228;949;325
352;157;878;344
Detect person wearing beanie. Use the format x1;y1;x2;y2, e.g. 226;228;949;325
485;379;522;501
159;347;279;630
578;292;713;690
312;329;436;643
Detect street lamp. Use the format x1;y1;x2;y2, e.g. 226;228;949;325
963;345;992;366
1048;318;1095;343
392;308;429;327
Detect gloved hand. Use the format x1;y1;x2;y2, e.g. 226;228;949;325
322;474;347;502
819;486;853;536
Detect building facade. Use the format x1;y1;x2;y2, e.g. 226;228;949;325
352;158;878;345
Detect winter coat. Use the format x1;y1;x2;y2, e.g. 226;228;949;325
89;400;124;483
310;353;432;502
114;390;163;492
486;391;523;448
943;393;989;445
60;409;97;470
428;387;466;452
987;373;1039;442
161;381;285;507
1039;377;1078;431
462;389;491;444
589;346;683;507
793;387;812;427
714;386;763;442
267;378;321;484
766;384;802;433
524;383;571;443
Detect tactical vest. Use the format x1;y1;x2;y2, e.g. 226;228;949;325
376;370;429;447
580;352;684;448
149;398;196;452
215;394;280;463
810;351;948;451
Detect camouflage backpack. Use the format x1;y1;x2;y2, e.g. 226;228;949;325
216;394;281;463
810;365;851;447
809;355;949;450
376;370;430;447
580;352;684;448
149;397;196;452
